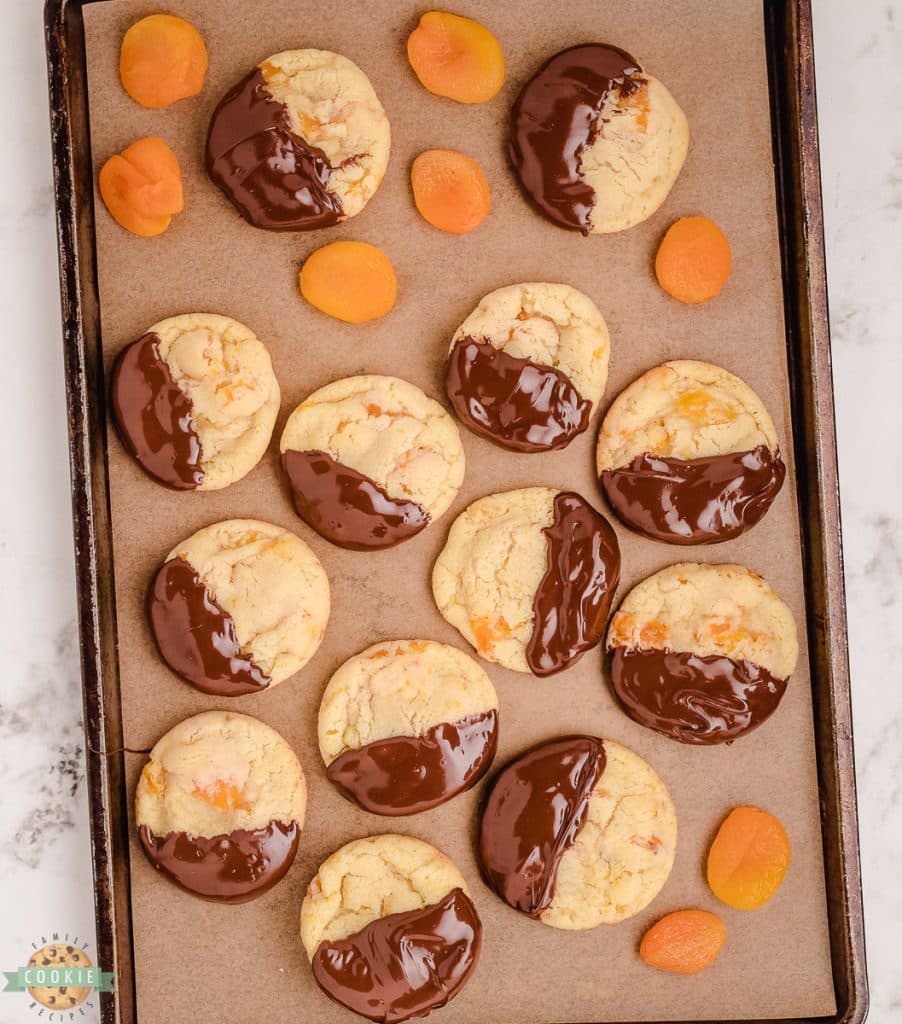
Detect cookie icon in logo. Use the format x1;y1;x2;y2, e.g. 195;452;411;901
26;944;92;1010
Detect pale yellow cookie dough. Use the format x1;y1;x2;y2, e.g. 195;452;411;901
318;639;498;763
151;313;280;491
451;282;611;406
135;711;306;839
582;73;688;234
168;519;329;685
432;487;557;673
300;834;469;957
260;49;390;220
280;375;465;520
542;739;677;928
606;562;799;680
597;359;781;473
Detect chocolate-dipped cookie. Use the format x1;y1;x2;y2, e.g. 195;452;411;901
478;736;676;927
432;487;620;676
135;711;305;902
149;519;330;696
606;562;799;744
206;49;390;230
445;282;610;452
318;639;499;816
509;44;688;235
280;375;465;550
597;360;786;544
111;313;280;491
301;835;481;1022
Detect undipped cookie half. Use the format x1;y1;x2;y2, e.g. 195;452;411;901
478;736;676;928
206;49;390;230
280;375;465;550
149;519;330;696
597;360;786;544
136;711;306;902
318;639;499;816
509;44;688;235
606;562;799;744
432;487;620;676
111;313;280;491
445;282;610;452
301;834;481;1022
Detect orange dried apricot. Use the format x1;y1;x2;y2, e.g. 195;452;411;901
299;241;397;324
98;137;184;237
655;216;732;303
640;909;727;975
411;149;491;234
120;13;208;109
407;11;504;104
707;806;790;910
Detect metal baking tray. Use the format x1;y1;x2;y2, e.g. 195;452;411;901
43;0;868;1020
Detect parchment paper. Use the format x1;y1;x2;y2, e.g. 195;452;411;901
81;0;837;1019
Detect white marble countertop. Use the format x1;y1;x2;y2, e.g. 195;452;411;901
0;1;896;1021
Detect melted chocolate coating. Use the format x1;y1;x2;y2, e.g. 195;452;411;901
478;736;605;917
149;558;270;696
138;820;298;903
281;449;430;550
527;493;621;676
509;44;642;234
311;887;481;1024
610;646;788;745
326;710;499;816
110;333;203;490
206;68;344;231
445;337;591;452
601;446;786;545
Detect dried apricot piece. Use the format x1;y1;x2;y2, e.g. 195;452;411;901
640;909;727;975
98;137;184;237
299;241;397;324
411;149;491;234
407;11;504;104
707;806;790;910
655;216;732;303
120;13;208;109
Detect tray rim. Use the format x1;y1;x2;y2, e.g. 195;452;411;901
42;0;869;1021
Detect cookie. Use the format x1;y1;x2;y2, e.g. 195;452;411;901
445;282;611;452
479;736;676;928
597;360;786;544
432;488;620;675
26;944;92;1011
606;562;799;744
300;834;481;1022
318;639;499;816
280;375;465;550
510;44;688;235
111;313;280;491
206;49;390;231
149;519;330;696
136;711;306;902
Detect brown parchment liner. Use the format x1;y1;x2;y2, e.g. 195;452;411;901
81;1;836;1020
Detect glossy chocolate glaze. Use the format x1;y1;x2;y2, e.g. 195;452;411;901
509;44;643;234
610;646;788;745
445;336;591;452
478;736;605;917
138;820;298;903
527;493;621;676
311;887;481;1024
281;449;430;550
206;67;344;231
601;446;786;544
110;333;203;490
326;710;498;816
149;558;270;696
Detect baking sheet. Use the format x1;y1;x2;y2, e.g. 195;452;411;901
80;0;837;1019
